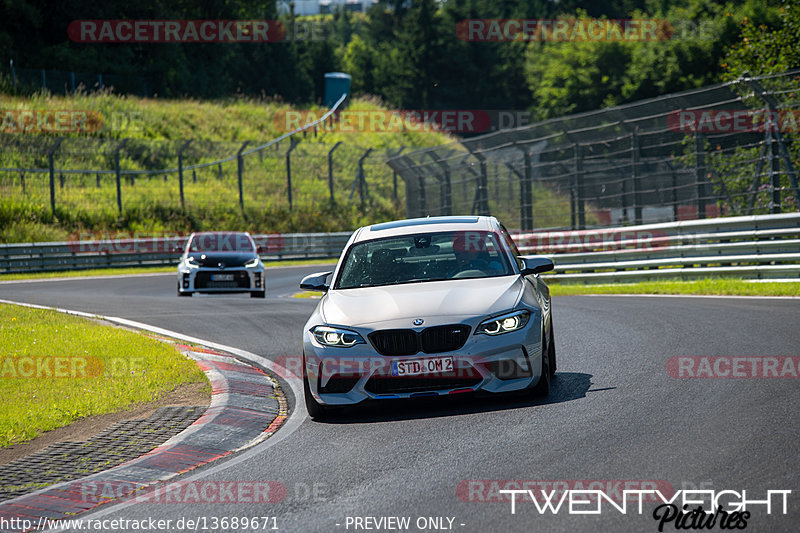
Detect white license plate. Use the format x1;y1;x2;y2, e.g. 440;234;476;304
211;273;234;281
391;357;453;377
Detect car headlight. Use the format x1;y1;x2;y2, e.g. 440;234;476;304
245;257;260;268
476;310;531;336
186;256;201;267
311;326;365;347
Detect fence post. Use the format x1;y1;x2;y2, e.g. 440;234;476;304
471;152;490;215
631;130;643;224
427;151;452;216
114;138;129;214
694;134;707;219
355;148;373;205
418;174;427;215
766;119;780;213
389;147;406;204
47;138;64;214
177;140;192;209
20;171;25;193
575;143;586;229
286;139;300;210
10;59;15;88
237;141;251;213
218;163;223;180
41;69;46;89
327;141;343;204
665;159;678;221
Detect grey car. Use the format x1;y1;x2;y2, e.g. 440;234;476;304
299;216;555;419
177;231;265;298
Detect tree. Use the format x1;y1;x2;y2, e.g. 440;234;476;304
722;0;800;79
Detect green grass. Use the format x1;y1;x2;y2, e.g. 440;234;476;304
0;258;339;282
0;93;454;242
0;304;209;448
548;279;800;297
293;291;324;299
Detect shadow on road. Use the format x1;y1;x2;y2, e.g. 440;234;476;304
318;371;595;424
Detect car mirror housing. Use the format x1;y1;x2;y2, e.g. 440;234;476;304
518;255;554;275
300;271;333;292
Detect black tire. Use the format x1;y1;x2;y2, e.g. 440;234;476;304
530;330;551;398
548;321;557;377
250;290;266;298
303;370;328;420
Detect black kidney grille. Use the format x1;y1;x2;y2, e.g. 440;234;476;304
420;325;471;354
369;325;470;356
369;329;419;356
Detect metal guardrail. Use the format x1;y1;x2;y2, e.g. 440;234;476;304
1;214;798;281
525;213;800;282
0;233;353;274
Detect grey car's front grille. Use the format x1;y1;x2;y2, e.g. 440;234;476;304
194;270;250;289
420;325;470;354
369;329;418;356
369;325;471;356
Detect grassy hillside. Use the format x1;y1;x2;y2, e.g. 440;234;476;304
0;91;451;242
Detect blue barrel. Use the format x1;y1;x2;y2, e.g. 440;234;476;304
324;72;351;108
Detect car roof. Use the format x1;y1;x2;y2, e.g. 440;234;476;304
190;231;251;236
353;216;498;242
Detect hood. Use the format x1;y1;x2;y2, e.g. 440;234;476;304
321;276;524;327
187;252;255;268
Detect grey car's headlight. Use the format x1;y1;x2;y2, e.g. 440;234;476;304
311;326;365;347
245;257;260;268
476;310;531;336
186;256;201;267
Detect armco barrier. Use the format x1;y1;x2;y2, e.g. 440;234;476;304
0;213;798;280
520;213;800;282
0;233;353;274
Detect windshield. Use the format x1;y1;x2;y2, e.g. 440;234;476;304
188;232;255;253
335;231;514;289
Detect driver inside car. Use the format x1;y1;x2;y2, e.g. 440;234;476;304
449;233;504;278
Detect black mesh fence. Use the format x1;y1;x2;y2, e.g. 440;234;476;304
387;70;800;230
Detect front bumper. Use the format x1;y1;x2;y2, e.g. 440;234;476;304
178;266;264;294
302;319;544;406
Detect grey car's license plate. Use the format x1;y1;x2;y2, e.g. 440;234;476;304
211;273;235;281
391;357;454;376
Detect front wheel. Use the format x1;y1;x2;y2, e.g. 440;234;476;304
548;321;557;377
529;332;551;398
304;370;329;420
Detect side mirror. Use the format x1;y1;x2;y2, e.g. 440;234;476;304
518;255;554;276
300;271;333;292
